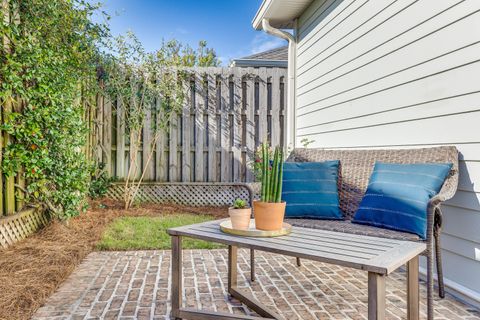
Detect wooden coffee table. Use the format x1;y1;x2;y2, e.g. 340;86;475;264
167;219;425;320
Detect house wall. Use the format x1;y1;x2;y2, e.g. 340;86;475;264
295;0;480;302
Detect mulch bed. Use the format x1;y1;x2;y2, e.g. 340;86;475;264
0;199;227;320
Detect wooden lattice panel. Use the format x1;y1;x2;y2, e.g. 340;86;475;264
0;208;49;249
106;183;258;207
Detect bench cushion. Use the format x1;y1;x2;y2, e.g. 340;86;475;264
352;162;452;239
287;147;458;220
282;161;342;219
286;218;421;242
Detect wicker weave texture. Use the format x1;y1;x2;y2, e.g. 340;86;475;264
106;183;253;207
0;208;48;249
288;146;459;219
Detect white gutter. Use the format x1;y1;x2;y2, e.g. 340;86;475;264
231;59;288;68
261;18;296;149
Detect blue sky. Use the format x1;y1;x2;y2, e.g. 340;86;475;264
96;0;287;65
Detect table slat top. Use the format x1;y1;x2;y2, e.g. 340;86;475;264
168;219;425;275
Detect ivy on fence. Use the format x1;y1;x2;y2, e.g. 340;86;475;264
0;0;108;218
0;0;223;216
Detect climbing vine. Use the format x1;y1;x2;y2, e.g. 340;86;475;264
0;0;108;218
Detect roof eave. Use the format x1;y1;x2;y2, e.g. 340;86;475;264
252;0;315;30
252;0;271;30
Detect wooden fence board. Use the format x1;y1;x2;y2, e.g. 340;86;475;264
258;67;268;144
182;78;192;182
195;72;205;182
116;99;126;178
95;67;286;184
271;68;281;147
103;96;112;175
2;0;15;215
233;68;242;182
3;98;15;215
155;97;168;181
169;113;179;182
207;70;217;182
143;102;154;181
0;83;3;215
220;70;230;182
245;68;256;182
96;93;104;162
281;73;287;149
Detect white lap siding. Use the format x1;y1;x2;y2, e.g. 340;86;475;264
295;0;480;302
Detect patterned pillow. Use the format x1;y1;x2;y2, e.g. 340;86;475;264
282;161;343;219
352;162;452;239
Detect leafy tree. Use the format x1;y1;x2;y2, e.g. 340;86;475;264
101;33;219;209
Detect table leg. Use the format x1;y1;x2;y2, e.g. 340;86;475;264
228;246;282;319
250;249;255;282
171;236;182;320
407;256;420;320
228;245;238;293
368;272;386;320
296;257;301;267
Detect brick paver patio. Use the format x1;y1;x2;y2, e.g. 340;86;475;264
33;249;480;320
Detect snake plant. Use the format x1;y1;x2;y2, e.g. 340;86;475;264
260;142;284;203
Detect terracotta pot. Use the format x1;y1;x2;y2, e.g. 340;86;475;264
253;200;286;231
228;207;252;230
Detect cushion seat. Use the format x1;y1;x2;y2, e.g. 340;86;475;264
285;218;421;242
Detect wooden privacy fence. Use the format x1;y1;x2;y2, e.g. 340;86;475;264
94;67;288;183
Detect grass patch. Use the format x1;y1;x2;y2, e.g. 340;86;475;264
97;214;223;250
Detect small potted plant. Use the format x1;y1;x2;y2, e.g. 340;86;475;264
254;142;285;231
229;198;252;230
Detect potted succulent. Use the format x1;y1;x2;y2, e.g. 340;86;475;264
253;142;285;231
228;198;251;230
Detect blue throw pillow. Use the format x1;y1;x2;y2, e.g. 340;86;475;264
282;161;343;219
352;162;452;239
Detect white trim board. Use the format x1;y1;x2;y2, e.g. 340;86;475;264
418;266;480;310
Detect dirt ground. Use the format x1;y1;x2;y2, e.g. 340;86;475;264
0;199;227;320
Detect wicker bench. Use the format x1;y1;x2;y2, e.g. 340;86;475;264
250;146;459;320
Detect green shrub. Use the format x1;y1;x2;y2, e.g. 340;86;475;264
88;163;112;199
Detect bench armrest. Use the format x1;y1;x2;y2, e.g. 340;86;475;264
427;196;445;242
